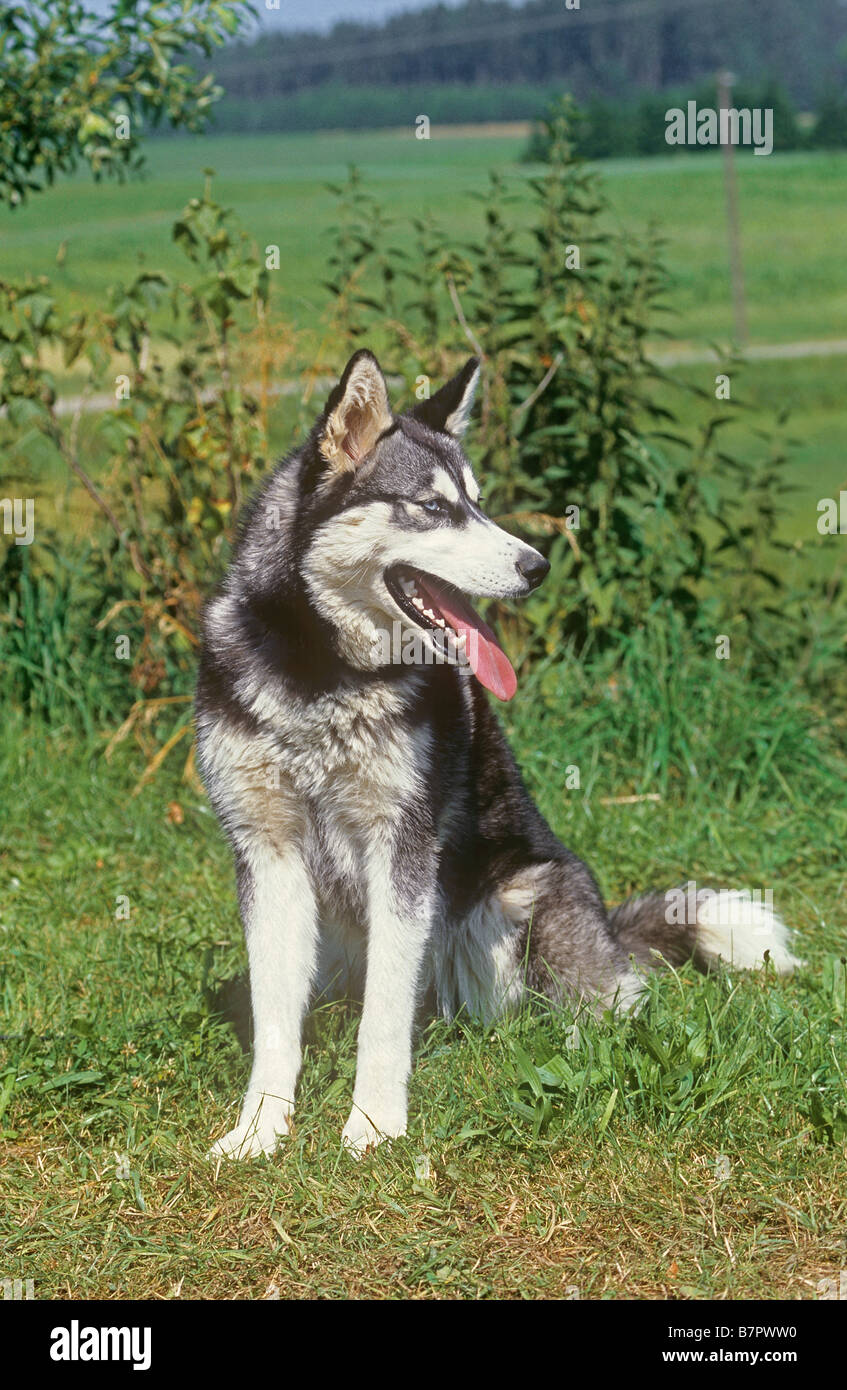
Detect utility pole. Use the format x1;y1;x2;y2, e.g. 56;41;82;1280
717;69;749;349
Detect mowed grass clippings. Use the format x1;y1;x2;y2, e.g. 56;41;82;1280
1;642;845;1301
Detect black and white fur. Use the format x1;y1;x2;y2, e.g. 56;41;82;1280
196;351;798;1159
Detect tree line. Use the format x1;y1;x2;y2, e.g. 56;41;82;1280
207;0;846;111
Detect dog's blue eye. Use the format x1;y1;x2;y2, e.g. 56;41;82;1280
421;499;444;514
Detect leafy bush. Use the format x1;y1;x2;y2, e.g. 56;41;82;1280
525;80;806;163
320;102;822;673
0;541;127;734
809;88;847;148
0;0;246;206
1;177;295;755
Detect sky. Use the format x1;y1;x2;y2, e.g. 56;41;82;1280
253;0;523;33
257;1;523;32
81;1;528;36
263;0;455;29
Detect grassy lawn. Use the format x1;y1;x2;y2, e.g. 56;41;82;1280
2;132;845;350
1;646;845;1300
649;355;847;547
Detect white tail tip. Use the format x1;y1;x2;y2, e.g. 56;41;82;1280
696;891;801;974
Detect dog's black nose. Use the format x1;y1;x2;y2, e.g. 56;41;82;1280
516;553;550;591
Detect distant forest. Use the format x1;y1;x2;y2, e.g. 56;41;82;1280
202;0;847;133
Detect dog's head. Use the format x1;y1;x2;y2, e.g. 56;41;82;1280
301;350;548;700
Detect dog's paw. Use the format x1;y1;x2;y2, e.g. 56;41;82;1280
341;1104;406;1158
207;1106;290;1161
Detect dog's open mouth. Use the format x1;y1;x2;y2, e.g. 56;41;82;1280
384;564;517;702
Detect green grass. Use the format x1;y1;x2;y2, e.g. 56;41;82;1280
2;132;845;349
647;355;847;546
1;640;845;1300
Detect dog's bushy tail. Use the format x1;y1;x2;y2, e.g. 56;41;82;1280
608;884;800;976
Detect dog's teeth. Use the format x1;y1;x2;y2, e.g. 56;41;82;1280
455;632;467;647
412;596;424;610
400;578;416;597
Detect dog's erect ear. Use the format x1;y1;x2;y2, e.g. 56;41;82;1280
410;357;480;438
318;350;393;474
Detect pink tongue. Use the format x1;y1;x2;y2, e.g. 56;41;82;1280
415;577;517;702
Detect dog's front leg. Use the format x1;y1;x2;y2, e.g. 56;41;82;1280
342;842;434;1156
209;848;317;1161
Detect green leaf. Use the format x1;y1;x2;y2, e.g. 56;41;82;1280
41;1071;103;1091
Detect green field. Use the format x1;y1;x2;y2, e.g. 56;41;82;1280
3;132;845;547
2;642;846;1300
3;133;846;348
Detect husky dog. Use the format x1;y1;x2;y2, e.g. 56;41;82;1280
196;351;798;1159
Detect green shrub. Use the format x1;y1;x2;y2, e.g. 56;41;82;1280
0;176;293;754
525;80;806;163
0;0;246;206
809;89;847;148
322;103;828;678
0;541;126;733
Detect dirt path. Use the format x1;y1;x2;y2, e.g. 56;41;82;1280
650;338;847;367
51;338;847;417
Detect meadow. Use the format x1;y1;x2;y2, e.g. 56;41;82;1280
3;132;846;543
2;639;846;1300
2;132;846;348
1;127;846;1302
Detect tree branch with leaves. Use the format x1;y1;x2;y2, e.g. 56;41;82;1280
0;0;250;206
